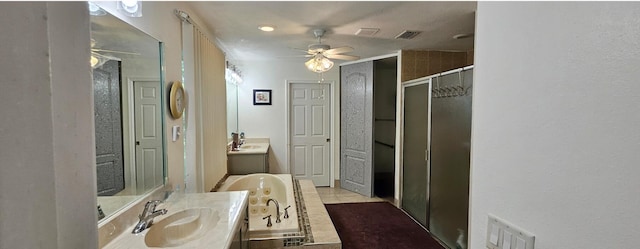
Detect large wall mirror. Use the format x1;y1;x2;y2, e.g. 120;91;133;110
91;4;166;223
227;81;239;138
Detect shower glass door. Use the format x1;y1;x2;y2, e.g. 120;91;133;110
428;69;473;248
401;82;430;227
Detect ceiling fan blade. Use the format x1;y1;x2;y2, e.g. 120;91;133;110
289;47;314;55
92;48;140;56
325;46;354;55
277;54;314;58
326;54;360;61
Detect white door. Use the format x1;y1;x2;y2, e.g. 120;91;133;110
134;81;164;192
289;82;331;186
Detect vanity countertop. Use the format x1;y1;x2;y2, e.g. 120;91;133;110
227;142;269;155
103;191;249;249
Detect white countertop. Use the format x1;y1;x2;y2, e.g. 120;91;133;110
103;191;249;249
227;142;269;155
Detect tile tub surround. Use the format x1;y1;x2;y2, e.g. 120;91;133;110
298;180;341;249
102;191;249;249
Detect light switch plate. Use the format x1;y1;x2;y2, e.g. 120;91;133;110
486;217;501;249
486;214;535;249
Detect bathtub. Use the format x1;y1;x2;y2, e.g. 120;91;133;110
218;174;300;240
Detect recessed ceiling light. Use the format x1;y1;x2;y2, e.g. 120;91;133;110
258;25;275;32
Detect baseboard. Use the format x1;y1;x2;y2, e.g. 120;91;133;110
334;180;340;188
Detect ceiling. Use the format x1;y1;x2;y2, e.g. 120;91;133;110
188;1;477;62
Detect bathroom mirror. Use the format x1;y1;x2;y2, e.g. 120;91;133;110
227;81;239;139
91;5;166;223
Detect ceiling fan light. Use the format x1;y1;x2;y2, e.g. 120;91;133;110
90;55;99;68
258;25;275;32
305;56;334;73
321;57;334;70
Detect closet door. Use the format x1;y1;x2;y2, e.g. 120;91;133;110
340;61;374;197
429;69;473;248
401;82;430;226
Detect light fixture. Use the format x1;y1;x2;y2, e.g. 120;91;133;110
117;0;142;17
453;33;474;40
305;54;334;73
90;52;120;69
225;62;243;85
88;2;106;16
90;55;100;68
258;25;275;32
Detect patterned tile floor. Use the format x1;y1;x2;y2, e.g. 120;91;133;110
316;187;389;204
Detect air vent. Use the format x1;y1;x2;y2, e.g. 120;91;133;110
395;30;422;40
355;28;380;36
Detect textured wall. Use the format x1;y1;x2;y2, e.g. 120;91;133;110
0;2;97;248
471;2;640;248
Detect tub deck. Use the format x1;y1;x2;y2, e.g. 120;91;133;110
222;175;341;249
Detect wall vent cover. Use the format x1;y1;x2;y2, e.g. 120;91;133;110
395;30;422;40
355;28;380;36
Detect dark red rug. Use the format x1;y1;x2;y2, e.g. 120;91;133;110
325;202;444;249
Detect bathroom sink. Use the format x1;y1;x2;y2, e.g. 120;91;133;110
145;208;220;248
239;145;259;150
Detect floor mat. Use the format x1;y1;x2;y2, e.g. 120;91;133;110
325;202;444;249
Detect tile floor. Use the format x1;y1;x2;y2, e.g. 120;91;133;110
316;187;389;204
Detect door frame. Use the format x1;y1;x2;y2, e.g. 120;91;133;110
285;80;337;187
399;78;432;213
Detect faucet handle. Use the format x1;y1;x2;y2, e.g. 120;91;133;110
262;215;272;227
283;205;291;219
146;200;163;207
141;200;163;218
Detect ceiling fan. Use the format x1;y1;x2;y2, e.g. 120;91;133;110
296;29;360;73
90;39;140;68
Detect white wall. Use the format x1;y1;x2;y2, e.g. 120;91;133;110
471;2;640;248
0;2;96;248
237;60;340;178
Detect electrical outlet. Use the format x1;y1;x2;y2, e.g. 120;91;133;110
486;214;535;249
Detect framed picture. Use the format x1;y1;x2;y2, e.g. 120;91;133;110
253;89;272;105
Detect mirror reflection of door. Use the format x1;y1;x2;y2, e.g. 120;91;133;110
94;60;125;196
133;80;163;192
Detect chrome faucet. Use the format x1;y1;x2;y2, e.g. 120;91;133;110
266;198;281;223
132;200;168;234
